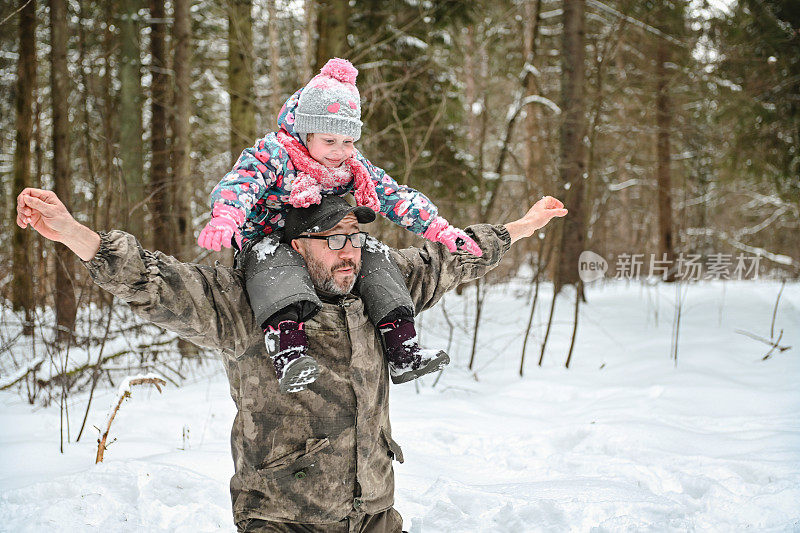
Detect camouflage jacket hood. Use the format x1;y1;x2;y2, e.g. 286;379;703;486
83;224;511;525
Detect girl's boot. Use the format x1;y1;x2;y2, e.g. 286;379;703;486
378;318;450;384
264;320;319;393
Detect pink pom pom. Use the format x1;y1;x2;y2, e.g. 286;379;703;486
320;58;358;85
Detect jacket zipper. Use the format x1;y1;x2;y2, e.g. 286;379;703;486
338;297;360;508
338;297;353;347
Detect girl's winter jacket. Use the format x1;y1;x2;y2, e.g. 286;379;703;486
210;89;439;244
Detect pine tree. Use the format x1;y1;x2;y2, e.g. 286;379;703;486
228;0;256;165
12;0;37;335
171;0;192;260
50;0;77;343
554;0;587;300
150;0;172;253
119;0;145;239
314;0;349;71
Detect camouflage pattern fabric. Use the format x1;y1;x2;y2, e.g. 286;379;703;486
82;224;511;525
236;504;404;532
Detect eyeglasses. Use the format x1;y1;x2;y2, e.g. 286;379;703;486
295;232;368;251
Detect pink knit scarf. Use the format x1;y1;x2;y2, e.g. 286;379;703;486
277;130;380;212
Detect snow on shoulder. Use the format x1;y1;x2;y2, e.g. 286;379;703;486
364;235;392;261
253;238;279;260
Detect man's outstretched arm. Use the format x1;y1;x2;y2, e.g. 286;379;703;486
503;196;568;245
392;195;568;313
16;188;101;260
16;188;255;356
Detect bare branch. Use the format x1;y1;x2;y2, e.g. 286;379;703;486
95;374;167;463
0;355;45;391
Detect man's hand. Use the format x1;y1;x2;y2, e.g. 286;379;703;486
505;195;568;244
16;188;100;261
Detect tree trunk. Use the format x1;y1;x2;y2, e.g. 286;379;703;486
50;0;77;344
523;0;543;201
302;0;315;80
656;40;676;282
228;0;256;164
77;0;97;228
77;0;99;307
314;0;349;71
554;0;586;301
172;0;192;261
150;0;172;253
99;0;118;237
33;70;45;308
268;0;281;115
464;25;479;147
172;0;198;357
12;0;37;335
119;0;145;239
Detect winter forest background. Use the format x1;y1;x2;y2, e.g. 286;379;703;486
1;0;799;531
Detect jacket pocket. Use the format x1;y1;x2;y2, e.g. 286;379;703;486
380;428;404;463
257;437;331;480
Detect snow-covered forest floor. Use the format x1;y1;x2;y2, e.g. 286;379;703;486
1;279;798;532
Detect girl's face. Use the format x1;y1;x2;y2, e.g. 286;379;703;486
306;133;355;168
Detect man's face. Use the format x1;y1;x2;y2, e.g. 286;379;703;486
306;133;356;168
291;213;362;295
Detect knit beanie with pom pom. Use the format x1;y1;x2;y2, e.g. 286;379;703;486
294;58;363;143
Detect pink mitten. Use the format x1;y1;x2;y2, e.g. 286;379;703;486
422;216;483;257
198;204;245;251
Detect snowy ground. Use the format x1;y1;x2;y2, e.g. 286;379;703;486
1;280;799;532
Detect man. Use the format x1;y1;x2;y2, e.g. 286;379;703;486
15;188;567;532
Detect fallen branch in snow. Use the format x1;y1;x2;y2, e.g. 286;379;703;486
761;330;787;361
36;336;187;390
0;355;45;391
36;348;135;389
734;281;792;361
95;374;166;463
734;329;791;359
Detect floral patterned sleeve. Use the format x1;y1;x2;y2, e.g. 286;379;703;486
209;133;285;219
353;149;439;236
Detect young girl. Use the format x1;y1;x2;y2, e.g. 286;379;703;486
199;58;482;393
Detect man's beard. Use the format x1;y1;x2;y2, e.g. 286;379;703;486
305;254;361;295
